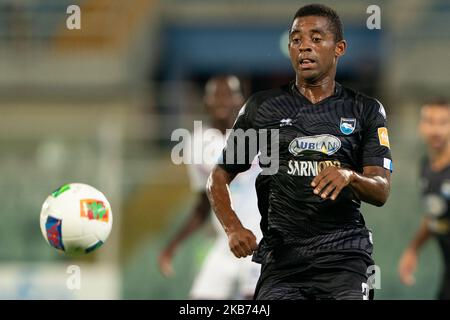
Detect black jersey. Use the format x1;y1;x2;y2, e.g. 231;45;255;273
420;158;450;271
218;81;392;264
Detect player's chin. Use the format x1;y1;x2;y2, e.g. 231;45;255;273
297;69;320;81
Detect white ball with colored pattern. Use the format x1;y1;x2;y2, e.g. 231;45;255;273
39;183;113;255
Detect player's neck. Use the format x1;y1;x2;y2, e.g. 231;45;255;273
429;143;450;171
295;76;336;104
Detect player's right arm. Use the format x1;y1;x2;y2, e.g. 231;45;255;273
207;96;260;258
207;166;258;258
398;217;431;285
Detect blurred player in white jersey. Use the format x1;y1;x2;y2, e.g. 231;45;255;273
158;75;262;299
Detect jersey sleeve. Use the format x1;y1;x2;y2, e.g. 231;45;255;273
217;95;259;175
361;98;393;172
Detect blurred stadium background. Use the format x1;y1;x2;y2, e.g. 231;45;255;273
0;0;449;299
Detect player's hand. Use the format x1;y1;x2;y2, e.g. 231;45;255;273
158;247;175;278
398;248;417;286
227;227;258;258
311;166;354;200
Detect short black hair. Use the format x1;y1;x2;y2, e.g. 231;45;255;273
292;4;344;42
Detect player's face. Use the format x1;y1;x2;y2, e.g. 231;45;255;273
204;79;242;122
419;105;450;151
288;16;346;83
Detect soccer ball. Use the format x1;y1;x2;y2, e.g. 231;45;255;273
40;183;113;255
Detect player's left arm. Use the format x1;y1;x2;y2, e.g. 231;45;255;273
312;98;392;206
311;165;390;206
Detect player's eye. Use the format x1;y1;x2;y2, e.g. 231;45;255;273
312;37;322;43
291;38;300;44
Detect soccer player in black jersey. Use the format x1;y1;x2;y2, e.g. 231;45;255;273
207;4;392;300
399;100;450;300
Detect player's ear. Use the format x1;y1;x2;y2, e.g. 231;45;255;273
335;40;346;58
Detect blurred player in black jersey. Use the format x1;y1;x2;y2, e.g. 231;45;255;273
207;4;392;300
399;100;450;300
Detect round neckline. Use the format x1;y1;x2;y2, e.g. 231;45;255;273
291;81;342;106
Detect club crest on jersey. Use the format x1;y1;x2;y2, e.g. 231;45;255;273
289;134;341;156
340;118;356;135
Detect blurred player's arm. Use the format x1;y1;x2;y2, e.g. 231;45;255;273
398;217;431;285
207;165;258;259
158;192;210;277
311;165;390;206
